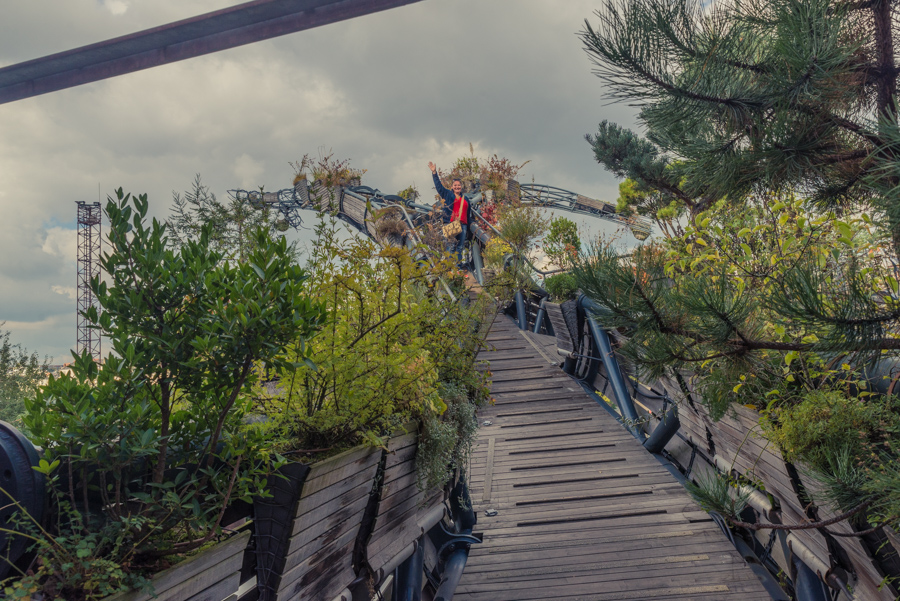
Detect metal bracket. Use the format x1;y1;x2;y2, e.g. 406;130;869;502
427;520;483;567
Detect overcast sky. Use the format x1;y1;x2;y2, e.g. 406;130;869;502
0;0;639;363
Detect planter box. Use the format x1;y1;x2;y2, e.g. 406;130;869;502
654;375;898;601
366;431;445;582
102;529;251;601
254;430;446;600
270;445;382;601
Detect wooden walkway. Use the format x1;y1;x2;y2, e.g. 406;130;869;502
456;313;771;601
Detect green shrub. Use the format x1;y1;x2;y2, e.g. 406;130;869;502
544;272;578;301
483;237;512;270
544;216;581;269
19;189;324;598
259;214;491;465
761;390;900;471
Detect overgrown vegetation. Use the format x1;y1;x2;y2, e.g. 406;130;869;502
12;189;324;599
544;272;578;301
255;212;491;474
168;174;295;262
0;325;48;425
577;0;900;549
543;216;581;270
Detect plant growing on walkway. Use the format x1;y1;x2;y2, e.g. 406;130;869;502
257;213;491;473
581;0;900;255
17;189;324;599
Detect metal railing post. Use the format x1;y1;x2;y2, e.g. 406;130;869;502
579;296;641;438
642;404;680;453
472;242;485;285
392;538;424;601
533;297;547;334
514;289;528;330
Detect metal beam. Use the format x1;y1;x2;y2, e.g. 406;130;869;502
0;0;425;105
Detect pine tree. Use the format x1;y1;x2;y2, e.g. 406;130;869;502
168;174;291;263
575;0;900;561
580;0;900;253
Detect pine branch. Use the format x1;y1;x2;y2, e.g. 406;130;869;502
727;500;871;531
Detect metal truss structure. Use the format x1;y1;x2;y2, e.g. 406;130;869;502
514;182;653;239
228;181;312;231
75;201;102;361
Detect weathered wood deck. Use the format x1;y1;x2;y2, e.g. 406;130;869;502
456;313;771;600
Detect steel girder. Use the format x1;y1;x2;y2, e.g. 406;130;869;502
0;0;425;105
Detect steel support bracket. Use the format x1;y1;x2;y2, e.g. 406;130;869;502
427;521;483;567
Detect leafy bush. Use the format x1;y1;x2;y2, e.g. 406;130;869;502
18;189;324;599
483;238;513;270
544;216;581;269
0;325;48;426
417;382;478;490
258;214;491;463
496;202;548;259
762;390;900;472
544;272;578;301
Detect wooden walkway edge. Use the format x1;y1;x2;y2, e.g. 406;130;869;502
455;312;771;601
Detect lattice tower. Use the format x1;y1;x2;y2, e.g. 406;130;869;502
76;201;102;361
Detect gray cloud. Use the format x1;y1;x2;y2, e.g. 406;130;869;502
0;0;639;361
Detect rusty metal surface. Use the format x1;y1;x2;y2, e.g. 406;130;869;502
0;0;425;105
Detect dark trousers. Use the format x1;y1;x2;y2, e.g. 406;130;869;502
454;224;469;264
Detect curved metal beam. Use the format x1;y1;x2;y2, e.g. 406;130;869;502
0;0;425;105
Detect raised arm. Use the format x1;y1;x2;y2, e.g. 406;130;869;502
428;162;451;199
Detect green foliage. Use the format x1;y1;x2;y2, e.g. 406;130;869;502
580;0;900;252
762;391;900;471
0;325;48;426
3;501;152;601
685;470;750;517
258;214;491;461
168;174;294;263
416;382;479;490
482;238;513;271
544;216;581;269
615;178;685;239
544;273;578;301
573;197;898;415
397;185;418;202
496;202;548;260
21;189;324;596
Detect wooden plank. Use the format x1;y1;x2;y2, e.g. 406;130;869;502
544;302;574;354
286;484;371;556
185;573;240;601
104;531;249;601
483;437;495;503
342;194;366;226
454;317;771;600
294;463;378;530
301;445;381;494
277;525;357;599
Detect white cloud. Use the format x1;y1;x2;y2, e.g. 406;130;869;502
51;286;77;301
0;0;640;361
41;227;78;259
233;154;264;189
103;0;130;16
